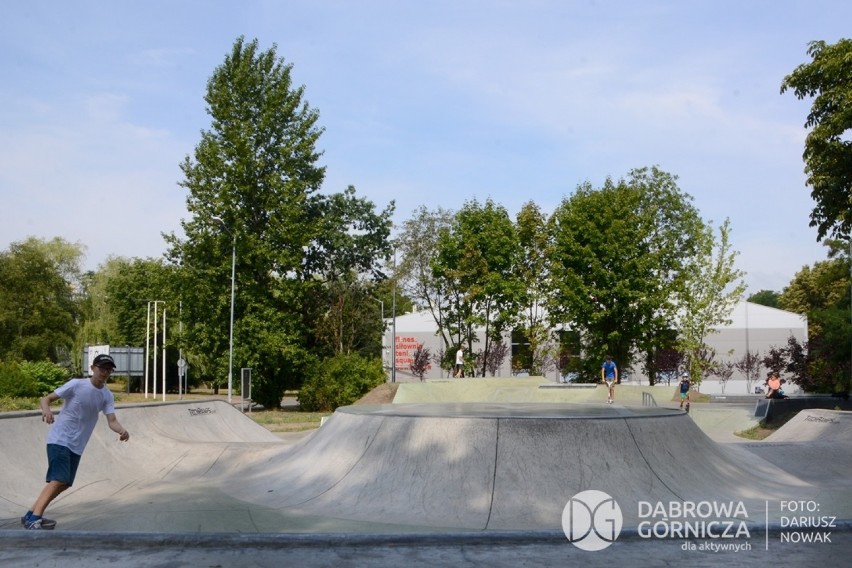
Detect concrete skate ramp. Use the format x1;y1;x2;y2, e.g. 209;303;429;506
246;403;814;531
741;409;852;490
0;400;828;533
765;408;852;443
0;400;298;533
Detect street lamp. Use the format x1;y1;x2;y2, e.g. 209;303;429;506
369;296;387;373
391;245;397;383
212;216;236;404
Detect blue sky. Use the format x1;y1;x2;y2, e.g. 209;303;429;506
1;0;848;293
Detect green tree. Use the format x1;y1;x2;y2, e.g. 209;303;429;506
301;186;394;359
778;243;849;330
514;201;557;376
433;198;520;376
0;237;84;365
90;257;185;391
76;261;122;351
748;289;780;308
165;37;327;408
395;206;455;352
781;39;852;241
313;278;385;358
547;167;704;382
77;257;178;347
166;38;392;408
675;219;745;384
778;240;851;394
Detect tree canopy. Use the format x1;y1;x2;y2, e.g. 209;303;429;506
165;37;392;407
0;237;84;366
547;167;705;381
674;219;745;382
432;198;520;376
781;39;852;241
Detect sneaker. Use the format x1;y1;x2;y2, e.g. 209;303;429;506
22;516;56;530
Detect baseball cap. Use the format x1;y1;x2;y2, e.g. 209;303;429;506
680;372;689;377
93;354;117;368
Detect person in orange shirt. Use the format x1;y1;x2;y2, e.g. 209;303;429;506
765;371;782;399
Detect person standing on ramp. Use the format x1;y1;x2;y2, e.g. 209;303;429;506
678;372;691;409
601;355;618;404
22;354;130;530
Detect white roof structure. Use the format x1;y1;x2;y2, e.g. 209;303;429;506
719;301;807;331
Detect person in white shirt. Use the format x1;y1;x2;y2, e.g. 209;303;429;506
454;346;465;378
22;354;130;530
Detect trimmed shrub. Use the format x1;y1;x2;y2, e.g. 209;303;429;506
20;360;70;396
298;354;386;412
0;360;39;398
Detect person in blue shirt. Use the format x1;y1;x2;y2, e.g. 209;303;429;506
601;355;618;404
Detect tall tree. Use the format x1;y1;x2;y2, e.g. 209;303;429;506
166;38;391;407
0;237;84;366
395;206;455;351
675;219;746;383
165;37;328;408
78;257;178;349
548;167;704;381
778;240;851;394
781;39;852;241
514;201;557;376
433;198;520;376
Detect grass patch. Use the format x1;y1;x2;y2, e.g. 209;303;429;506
735;408;800;440
247;409;331;432
0;396;41;412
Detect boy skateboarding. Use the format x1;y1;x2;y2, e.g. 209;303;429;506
22;354;130;530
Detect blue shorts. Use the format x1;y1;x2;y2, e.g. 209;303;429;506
46;444;82;486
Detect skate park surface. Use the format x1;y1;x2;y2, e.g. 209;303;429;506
1;377;850;566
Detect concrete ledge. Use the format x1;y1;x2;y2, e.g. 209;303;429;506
759;396;852;421
339;402;683;419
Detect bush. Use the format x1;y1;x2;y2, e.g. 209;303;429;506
298;354;386;412
0;360;39;398
20;360;70;396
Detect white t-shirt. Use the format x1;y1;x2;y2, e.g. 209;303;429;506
47;378;116;455
456;350;464;365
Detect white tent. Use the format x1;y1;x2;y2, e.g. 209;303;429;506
384;302;807;394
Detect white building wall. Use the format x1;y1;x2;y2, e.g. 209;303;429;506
385;302;808;394
383;311;512;381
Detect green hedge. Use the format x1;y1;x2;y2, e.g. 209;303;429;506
298;354;386;412
0;360;70;398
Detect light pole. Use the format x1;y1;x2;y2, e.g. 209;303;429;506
212;216;236;404
369;297;387;373
391;246;397;383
